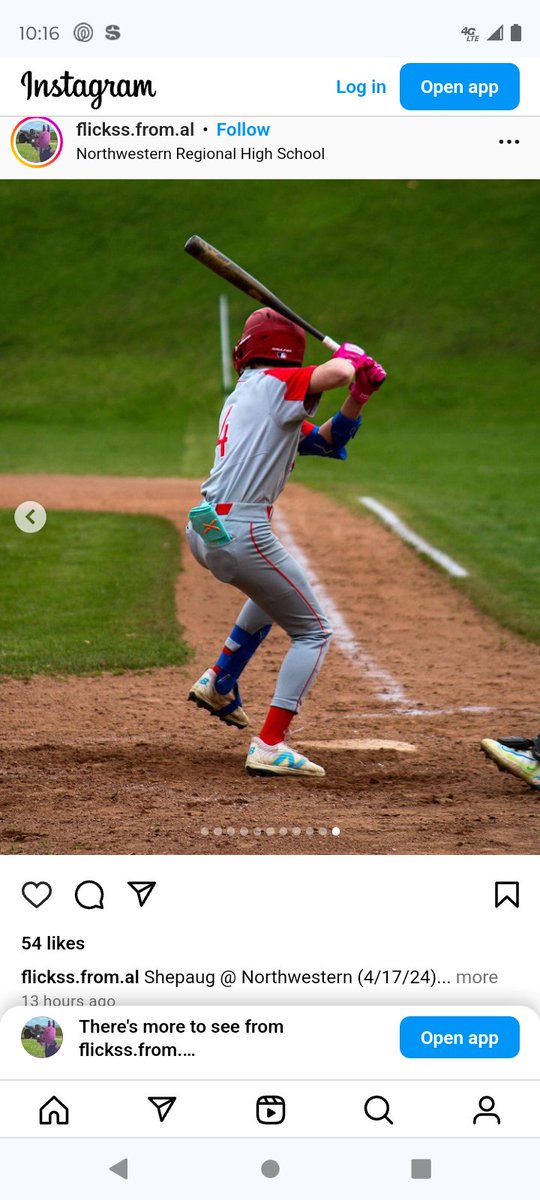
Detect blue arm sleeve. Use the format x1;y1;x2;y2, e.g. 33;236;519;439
298;411;362;460
330;410;363;448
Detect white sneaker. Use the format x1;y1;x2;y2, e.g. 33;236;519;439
482;738;540;790
188;668;249;729
245;736;325;778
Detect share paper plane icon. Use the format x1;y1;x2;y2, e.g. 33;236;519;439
127;881;157;908
148;1096;177;1123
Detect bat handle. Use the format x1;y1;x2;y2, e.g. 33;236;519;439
322;335;340;352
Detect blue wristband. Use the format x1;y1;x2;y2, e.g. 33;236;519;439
330;410;362;450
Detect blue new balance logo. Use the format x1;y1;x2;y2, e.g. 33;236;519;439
274;752;306;769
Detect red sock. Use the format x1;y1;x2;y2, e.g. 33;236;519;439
259;705;293;746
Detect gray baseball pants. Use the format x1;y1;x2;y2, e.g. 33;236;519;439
187;505;332;713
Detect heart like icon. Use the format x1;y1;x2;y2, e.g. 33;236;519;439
22;881;52;908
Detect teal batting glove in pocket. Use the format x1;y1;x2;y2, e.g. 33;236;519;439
188;502;233;546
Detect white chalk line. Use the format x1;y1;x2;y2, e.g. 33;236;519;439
274;512;409;706
351;706;497;720
359;496;469;579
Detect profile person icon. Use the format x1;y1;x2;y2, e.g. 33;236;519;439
473;1095;501;1125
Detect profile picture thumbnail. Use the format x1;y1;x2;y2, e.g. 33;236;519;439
11;117;63;167
21;1017;63;1059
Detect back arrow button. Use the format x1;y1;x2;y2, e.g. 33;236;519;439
109;1158;128;1180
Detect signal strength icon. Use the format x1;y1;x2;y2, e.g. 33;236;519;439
488;24;504;40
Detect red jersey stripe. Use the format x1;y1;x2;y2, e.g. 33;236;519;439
263;365;317;401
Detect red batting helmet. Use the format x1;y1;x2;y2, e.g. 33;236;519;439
232;308;306;373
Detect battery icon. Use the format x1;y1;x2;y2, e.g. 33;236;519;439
511;23;522;40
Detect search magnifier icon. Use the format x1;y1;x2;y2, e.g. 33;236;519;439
364;1095;393;1124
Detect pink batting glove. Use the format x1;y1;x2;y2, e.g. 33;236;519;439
349;357;387;406
332;342;366;372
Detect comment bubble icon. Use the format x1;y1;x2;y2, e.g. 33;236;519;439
75;880;105;910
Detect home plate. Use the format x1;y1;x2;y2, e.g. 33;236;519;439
300;738;417;753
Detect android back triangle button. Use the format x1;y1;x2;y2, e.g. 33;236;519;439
127;881;157;907
148;1096;176;1123
109;1158;128;1180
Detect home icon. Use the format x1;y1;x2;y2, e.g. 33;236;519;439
39;1096;69;1126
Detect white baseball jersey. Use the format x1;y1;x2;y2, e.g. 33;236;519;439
202;366;320;506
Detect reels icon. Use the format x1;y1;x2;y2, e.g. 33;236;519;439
73;21;93;41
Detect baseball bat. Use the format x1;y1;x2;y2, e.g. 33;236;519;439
184;235;340;351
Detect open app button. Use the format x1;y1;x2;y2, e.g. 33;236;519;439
400;1016;520;1058
400;63;520;109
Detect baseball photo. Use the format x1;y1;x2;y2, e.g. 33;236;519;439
0;179;538;855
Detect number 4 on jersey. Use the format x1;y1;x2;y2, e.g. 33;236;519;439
216;405;233;458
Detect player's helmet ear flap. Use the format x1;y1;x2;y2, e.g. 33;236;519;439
233;307;306;373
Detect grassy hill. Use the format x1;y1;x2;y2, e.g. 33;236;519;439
1;179;539;641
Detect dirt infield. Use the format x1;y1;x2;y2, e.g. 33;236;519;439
1;474;539;856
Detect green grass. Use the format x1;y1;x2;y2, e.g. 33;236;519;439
0;180;539;641
15;142;39;163
0;509;189;675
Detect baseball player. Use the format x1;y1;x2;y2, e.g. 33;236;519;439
482;733;540;790
187;307;386;778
